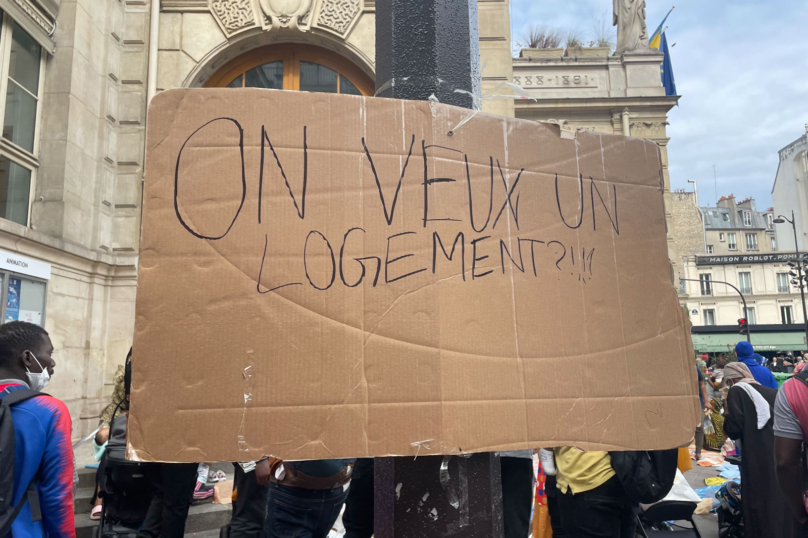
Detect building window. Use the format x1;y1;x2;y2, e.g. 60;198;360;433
719;233;725;242
703;309;716;326
706;245;714;254
744;307;756;325
782;305;794;325
0;17;43;227
728;233;737;250
778;273;790;293
722;213;729;222
738;272;752;295
209;44;373;96
772;236;777;251
743;211;752;226
700;274;712;296
745;233;758;251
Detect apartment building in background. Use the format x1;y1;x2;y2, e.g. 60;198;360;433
701;195;777;256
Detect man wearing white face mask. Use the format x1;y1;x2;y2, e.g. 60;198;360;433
0;321;75;538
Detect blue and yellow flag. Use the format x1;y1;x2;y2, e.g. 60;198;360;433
650;7;674;50
659;32;677;97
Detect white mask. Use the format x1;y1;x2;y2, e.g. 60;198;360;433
26;352;50;391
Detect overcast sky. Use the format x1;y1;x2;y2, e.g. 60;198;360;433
509;0;808;210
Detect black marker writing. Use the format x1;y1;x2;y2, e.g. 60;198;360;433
386;232;427;284
500;239;525;274
432;231;466;281
175;117;246;240
471;236;493;279
547;240;566;270
262;126;308;220
363;135;415;225
555;173;584;230
257;234;302;293
492;161;523;230
466;155;494;233
422;144;464;227
590;179;619;234
303;230;336;290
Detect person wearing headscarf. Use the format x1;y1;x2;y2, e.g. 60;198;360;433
734;341;778;388
722;362;800;537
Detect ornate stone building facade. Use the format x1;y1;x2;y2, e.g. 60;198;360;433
511;50;680;272
772;126;808;251
9;0;680;437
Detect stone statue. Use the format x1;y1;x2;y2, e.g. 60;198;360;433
613;0;649;54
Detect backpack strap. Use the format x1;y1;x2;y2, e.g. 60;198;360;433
1;388;46;524
5;481;41;527
26;481;41;522
794;370;808;388
0;387;47;405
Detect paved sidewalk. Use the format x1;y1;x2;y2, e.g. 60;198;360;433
684;461;722;538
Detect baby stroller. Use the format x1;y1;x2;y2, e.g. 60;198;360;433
636;501;703;537
716;480;743;538
715;454;743;538
97;402;155;538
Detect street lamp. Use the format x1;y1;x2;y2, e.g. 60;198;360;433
773;210;808;346
679;277;751;342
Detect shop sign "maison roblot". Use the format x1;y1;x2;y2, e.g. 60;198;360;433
130;89;698;463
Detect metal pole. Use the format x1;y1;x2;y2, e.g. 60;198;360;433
680;278;750;342
790;210;808;347
374;2;502;537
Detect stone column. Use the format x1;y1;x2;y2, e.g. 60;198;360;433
373;1;503;535
622;108;631;136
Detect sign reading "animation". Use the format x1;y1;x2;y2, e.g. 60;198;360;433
130;89;698;463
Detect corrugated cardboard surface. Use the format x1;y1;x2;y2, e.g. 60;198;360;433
130;89;699;463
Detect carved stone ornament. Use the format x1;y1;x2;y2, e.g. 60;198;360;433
12;0;55;35
630;120;668;137
317;0;361;35
259;0;314;30
210;0;257;35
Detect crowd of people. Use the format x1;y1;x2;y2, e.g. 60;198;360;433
5;320;808;537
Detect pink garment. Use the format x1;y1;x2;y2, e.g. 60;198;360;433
796;363;807;374
784;378;808;441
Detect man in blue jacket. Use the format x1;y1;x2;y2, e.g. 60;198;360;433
735;341;778;389
0;321;74;538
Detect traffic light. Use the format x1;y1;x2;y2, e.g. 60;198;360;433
738;318;748;335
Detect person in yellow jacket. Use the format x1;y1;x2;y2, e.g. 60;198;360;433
552;448;637;538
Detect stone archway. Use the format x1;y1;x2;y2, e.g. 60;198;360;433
182;0;375;89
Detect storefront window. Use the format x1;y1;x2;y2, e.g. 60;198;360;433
2;273;45;325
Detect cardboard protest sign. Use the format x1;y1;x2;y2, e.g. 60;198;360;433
130;88;699;462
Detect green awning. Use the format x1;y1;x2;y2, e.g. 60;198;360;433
691;332;807;353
